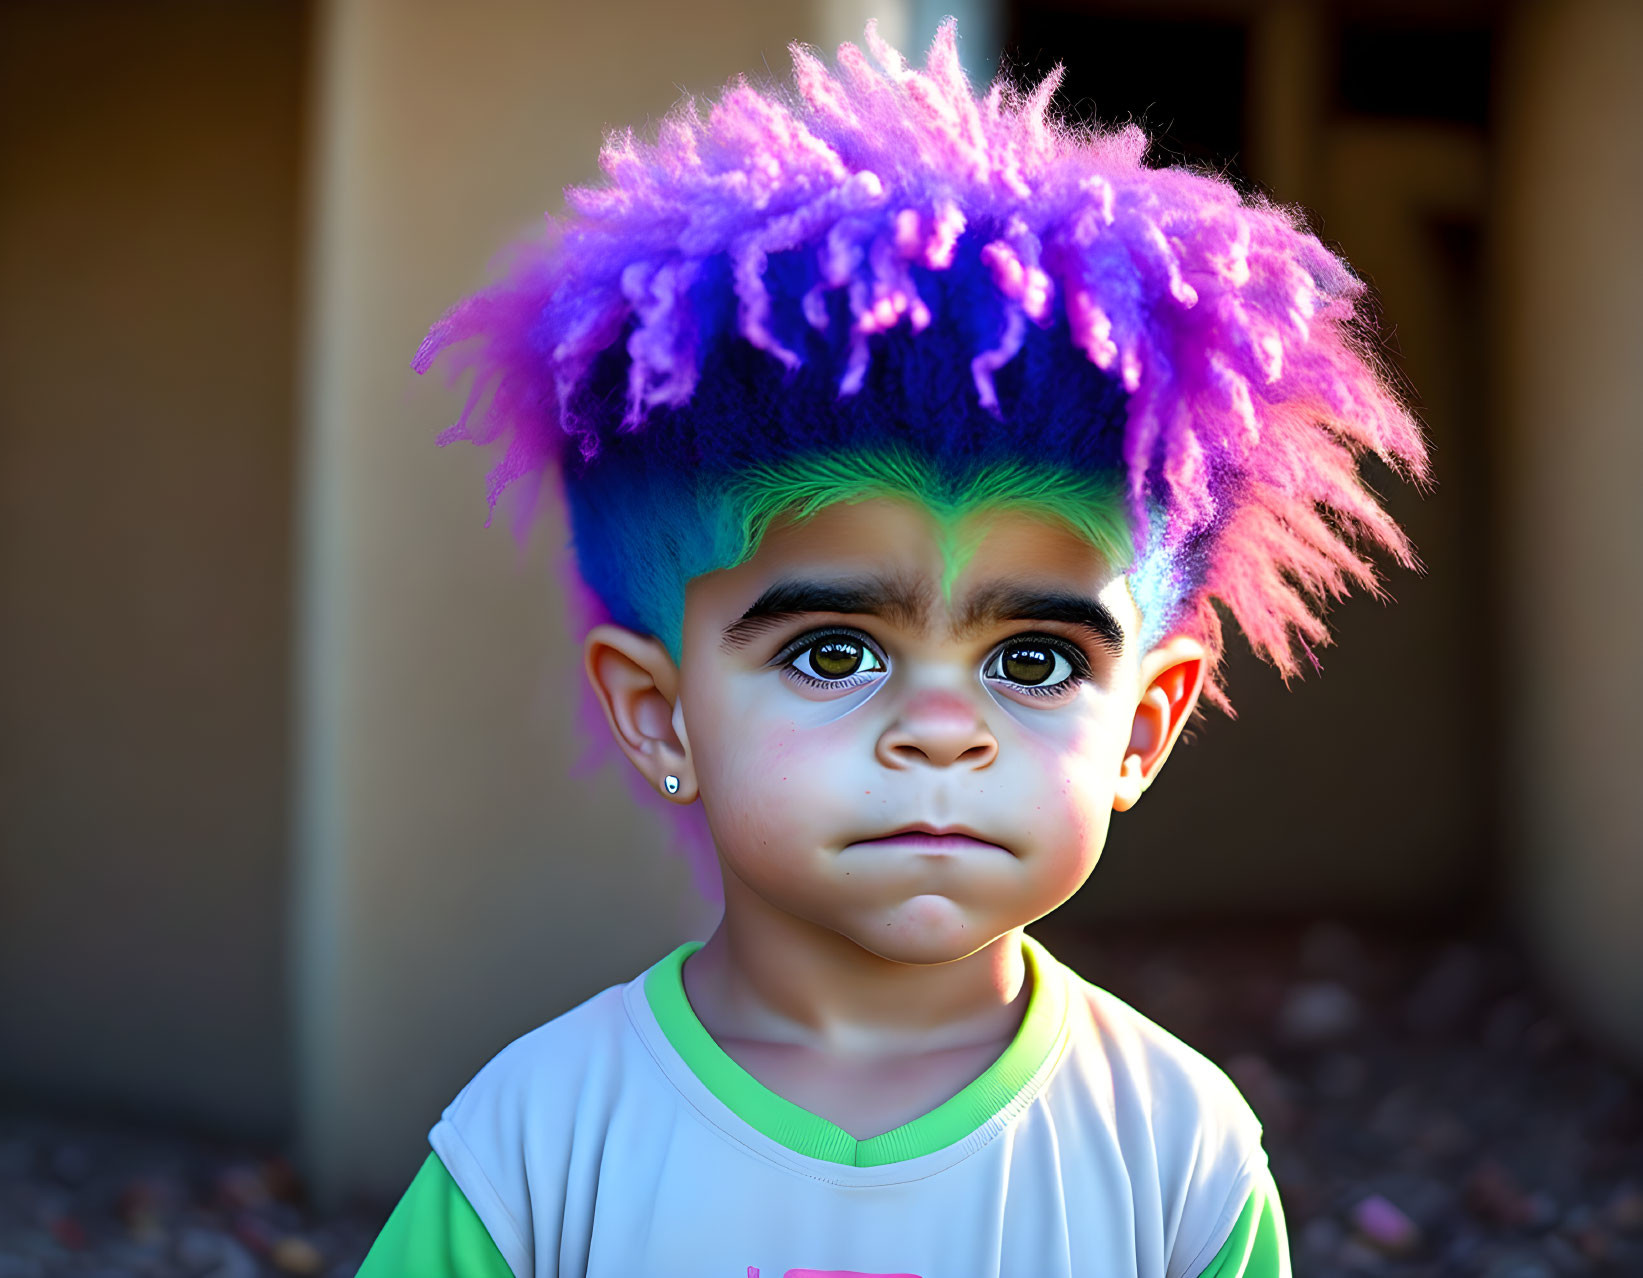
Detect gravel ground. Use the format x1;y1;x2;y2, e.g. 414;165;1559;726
3;917;1641;1276
1036;917;1643;1277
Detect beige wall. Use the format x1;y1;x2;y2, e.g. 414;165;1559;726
1497;0;1643;1063
0;2;303;1136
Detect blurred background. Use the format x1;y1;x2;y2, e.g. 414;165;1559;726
2;0;1640;1274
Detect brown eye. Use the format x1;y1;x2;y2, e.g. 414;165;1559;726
785;631;888;686
984;637;1079;695
812;638;864;678
1001;644;1054;685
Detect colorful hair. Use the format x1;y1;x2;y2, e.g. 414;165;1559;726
415;20;1426;710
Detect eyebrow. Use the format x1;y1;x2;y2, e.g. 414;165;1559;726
721;575;1125;657
954;584;1126;657
721;576;932;649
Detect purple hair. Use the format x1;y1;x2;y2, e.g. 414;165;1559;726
416;20;1427;710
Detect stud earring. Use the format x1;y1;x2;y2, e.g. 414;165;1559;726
663;775;680;796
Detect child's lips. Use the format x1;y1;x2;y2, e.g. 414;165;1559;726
848;826;1011;854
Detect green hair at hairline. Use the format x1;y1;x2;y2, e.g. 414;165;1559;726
709;448;1134;636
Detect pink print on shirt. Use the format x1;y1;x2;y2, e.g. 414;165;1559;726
745;1271;923;1277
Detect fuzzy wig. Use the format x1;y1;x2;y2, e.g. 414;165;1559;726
415;21;1427;711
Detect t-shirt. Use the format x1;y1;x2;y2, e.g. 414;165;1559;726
358;936;1290;1278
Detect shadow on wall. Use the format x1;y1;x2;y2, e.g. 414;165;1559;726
0;0;304;1140
1005;4;1497;925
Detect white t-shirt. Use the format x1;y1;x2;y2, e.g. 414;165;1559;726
429;936;1273;1278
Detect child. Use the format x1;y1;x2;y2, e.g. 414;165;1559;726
361;21;1424;1278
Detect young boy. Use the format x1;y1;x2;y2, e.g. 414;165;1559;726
362;22;1424;1278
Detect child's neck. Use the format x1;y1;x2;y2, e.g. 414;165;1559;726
682;875;1030;1059
679;879;1032;1139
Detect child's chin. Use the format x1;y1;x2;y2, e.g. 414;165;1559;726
842;896;1007;965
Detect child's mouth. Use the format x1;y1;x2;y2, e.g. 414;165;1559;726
850;826;1009;854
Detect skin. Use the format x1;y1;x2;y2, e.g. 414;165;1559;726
586;496;1205;1139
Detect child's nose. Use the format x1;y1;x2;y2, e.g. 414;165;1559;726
875;688;998;769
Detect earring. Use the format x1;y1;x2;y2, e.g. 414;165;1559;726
663;775;680;796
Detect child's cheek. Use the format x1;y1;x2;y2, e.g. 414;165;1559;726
742;712;859;808
702;712;842;851
1005;717;1121;835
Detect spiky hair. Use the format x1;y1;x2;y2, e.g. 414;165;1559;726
415;20;1426;708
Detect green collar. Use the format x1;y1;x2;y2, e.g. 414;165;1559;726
644;935;1066;1167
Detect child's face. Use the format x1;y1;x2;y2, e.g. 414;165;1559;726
671;495;1175;965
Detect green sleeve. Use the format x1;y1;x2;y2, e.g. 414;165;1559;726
356;1151;516;1278
1189;1164;1292;1278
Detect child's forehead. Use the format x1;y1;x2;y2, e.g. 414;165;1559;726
688;496;1137;634
762;496;1116;577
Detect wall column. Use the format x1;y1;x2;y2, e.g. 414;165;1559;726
293;0;821;1203
1497;0;1643;1063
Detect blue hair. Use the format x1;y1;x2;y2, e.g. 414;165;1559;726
558;245;1170;654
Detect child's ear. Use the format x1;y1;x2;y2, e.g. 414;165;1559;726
584;624;698;803
1112;634;1208;812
